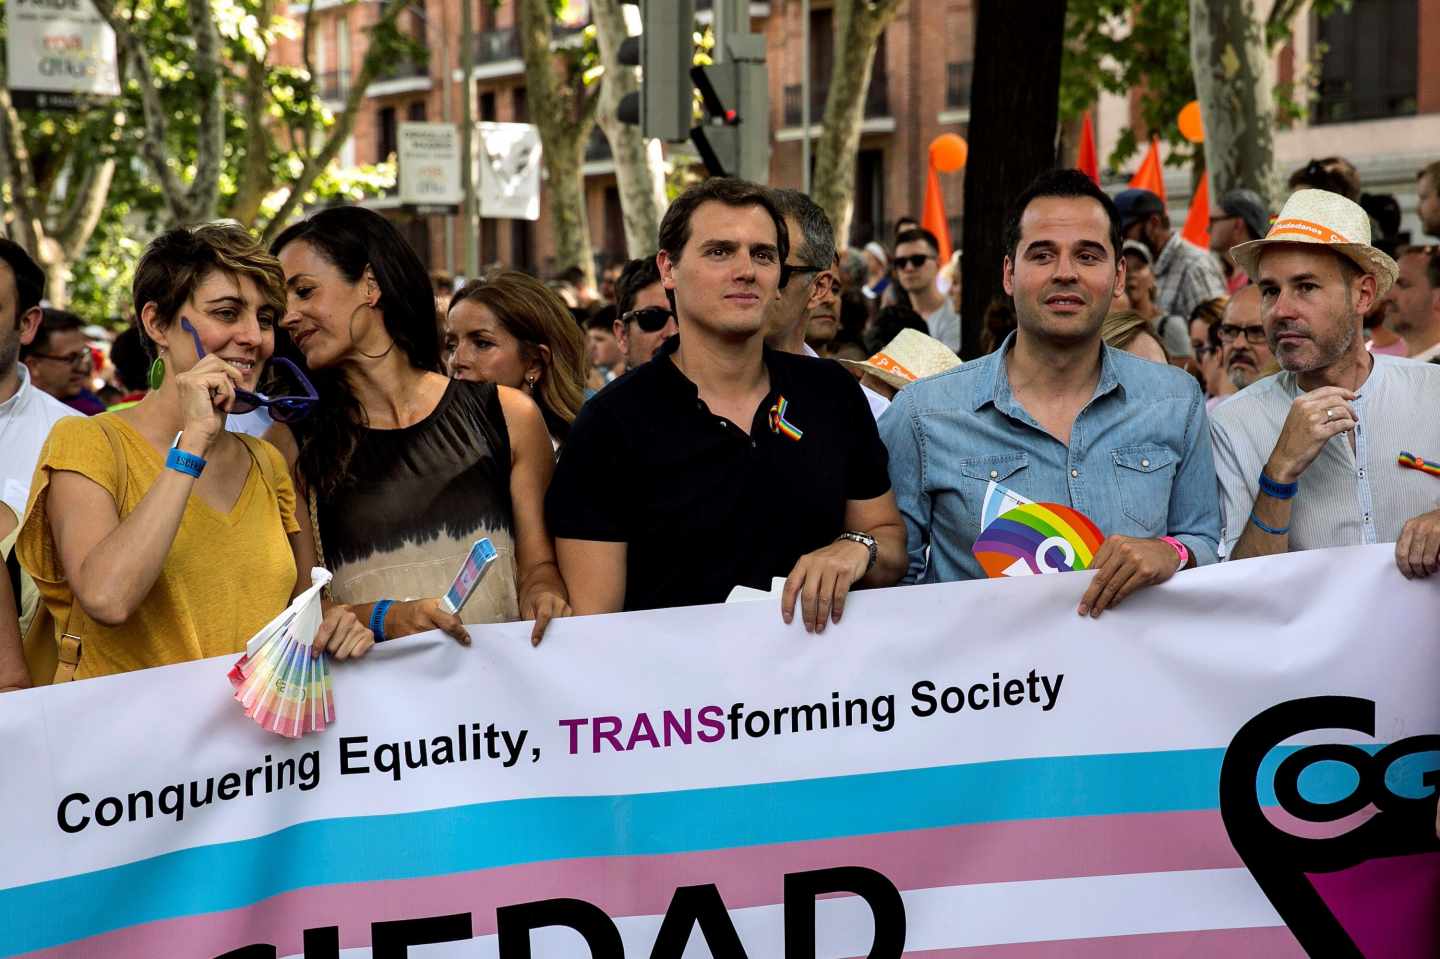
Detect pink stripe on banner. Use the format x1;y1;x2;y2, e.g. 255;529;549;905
844;925;1306;958
21;811;1246;959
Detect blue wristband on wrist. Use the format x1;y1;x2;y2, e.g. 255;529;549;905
1249;512;1290;535
164;446;206;478
1258;472;1298;500
369;599;395;642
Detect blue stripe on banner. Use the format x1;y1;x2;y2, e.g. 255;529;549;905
0;745;1345;956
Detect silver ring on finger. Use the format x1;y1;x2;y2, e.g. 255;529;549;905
1326;407;1335;420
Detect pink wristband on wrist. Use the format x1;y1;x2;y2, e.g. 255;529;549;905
1160;536;1189;572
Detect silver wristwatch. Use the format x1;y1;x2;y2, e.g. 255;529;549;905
837;530;878;572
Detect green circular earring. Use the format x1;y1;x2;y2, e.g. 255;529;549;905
147;354;166;391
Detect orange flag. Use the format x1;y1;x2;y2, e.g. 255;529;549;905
1129;137;1166;203
1077;112;1099;184
1181;172;1211;249
920;163;954;265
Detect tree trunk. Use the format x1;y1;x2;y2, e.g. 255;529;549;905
591;0;666;259
1190;0;1275;204
517;0;598;285
811;0;901;247
959;0;1067;360
1056;114;1083;169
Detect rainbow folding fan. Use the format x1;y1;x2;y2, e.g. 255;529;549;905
227;568;335;738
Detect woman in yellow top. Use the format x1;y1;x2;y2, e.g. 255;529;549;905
17;224;370;681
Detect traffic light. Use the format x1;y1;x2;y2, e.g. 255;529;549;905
689;37;770;183
615;0;694;142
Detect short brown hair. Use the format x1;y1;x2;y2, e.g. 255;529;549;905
1400;244;1440;290
133;222;286;355
657;177;788;266
1418;160;1440;186
448;271;587;442
1101;309;1168;358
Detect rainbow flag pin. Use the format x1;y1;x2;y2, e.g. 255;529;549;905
769;396;803;441
1398;451;1440;479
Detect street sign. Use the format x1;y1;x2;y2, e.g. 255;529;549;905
5;0;120;112
397;122;462;212
476;122;542;221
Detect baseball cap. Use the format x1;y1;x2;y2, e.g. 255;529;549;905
1113;189;1166;231
1217;189;1271;243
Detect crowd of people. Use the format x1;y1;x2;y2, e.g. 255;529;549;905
1;154;1438;690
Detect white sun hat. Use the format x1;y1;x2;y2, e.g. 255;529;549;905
1229;188;1398;298
837;328;962;391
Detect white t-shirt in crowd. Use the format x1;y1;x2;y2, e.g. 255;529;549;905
0;364;81;516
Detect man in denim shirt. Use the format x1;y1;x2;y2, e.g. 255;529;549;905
879;170;1221;616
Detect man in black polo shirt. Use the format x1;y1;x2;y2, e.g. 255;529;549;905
546;178;905;632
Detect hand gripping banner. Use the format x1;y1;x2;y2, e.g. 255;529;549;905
1;544;1437;957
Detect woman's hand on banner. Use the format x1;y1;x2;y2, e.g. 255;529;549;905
521;588;571;647
314;605;375;660
1078;535;1181;617
386;598;470;646
782;538;871;634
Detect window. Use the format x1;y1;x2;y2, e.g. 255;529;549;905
850;149;885;248
407;101;426;122
512;86;528;122
479;90;497;122
378;106;397;162
1314;0;1417;123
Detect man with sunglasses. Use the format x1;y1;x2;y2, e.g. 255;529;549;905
611;257;677;370
893;228;960;353
22;308;103;414
548;178;906;632
0;241;79;520
1217;285;1274;392
763;189;836;356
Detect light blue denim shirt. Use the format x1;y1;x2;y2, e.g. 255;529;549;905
878;334;1221;583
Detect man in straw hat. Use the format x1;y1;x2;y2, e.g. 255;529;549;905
880;169;1220;615
837;328;962;402
1211;189;1440;578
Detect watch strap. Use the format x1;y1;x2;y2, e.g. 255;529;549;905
837;531;878;572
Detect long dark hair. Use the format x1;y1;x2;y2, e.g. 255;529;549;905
270;206;441;495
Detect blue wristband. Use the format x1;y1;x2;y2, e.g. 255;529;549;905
164;446;206;478
369;599;395;642
1249;512;1290;535
1258;472;1298;500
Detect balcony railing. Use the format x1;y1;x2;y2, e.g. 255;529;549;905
585;128;612;163
782;73;888;128
377;56;428;83
473;27;522;64
945;61;972;110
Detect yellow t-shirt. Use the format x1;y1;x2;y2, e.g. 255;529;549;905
16;415;300;680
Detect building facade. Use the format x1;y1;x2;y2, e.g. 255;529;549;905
289;0;1437;278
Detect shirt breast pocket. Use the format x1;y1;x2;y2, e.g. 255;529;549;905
957;453;1029;535
1110;444;1177;535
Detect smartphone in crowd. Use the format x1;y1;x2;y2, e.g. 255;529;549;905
439;539;498;615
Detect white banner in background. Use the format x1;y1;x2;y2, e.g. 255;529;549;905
477;121;542;221
0;545;1437;958
5;0;120;108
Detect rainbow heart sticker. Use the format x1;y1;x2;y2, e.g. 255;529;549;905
973;501;1105;578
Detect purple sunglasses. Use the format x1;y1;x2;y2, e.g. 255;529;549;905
180;317;318;422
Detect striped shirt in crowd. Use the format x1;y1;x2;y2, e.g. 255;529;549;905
1153;232;1227;323
1209;355;1440;557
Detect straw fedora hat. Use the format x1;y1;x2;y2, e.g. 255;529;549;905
1229;189;1397;298
837;328;962;390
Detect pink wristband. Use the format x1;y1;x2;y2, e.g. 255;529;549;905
1160;535;1189;571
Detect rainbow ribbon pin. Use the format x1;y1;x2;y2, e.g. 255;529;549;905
1398;451;1440;479
768;396;803;441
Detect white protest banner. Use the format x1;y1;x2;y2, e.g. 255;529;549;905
398;123;462;212
5;0;120;110
477;122;541;221
1;545;1437;958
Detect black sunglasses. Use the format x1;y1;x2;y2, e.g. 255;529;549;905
780;263;825;289
621;306;674;333
894;254;934;270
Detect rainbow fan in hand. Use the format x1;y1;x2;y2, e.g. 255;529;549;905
228;568;335;738
973;501;1104;578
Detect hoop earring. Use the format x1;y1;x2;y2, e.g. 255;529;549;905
348;303;396;361
147;352;166;390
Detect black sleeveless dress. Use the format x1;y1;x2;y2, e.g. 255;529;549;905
318;379;520;623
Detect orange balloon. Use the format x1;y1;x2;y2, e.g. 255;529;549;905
929;133;968;173
1178;101;1205;144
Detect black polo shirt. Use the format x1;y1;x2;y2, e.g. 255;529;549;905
546;336;890;611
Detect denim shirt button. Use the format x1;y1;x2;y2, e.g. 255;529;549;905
989;470;998;479
1141;458;1150;468
1071;468;1080;478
